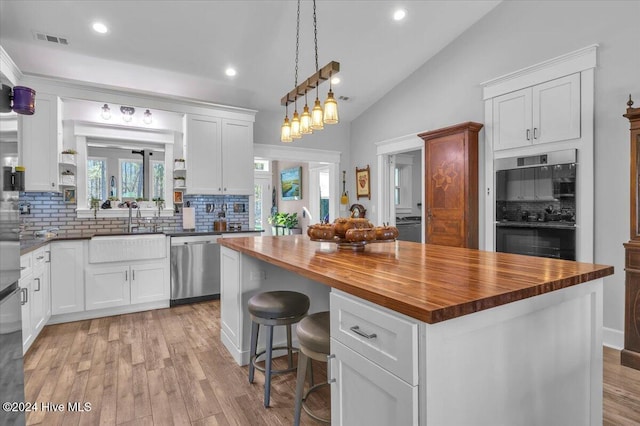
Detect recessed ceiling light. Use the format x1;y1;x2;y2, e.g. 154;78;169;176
225;67;237;77
331;77;341;85
92;22;108;34
393;9;407;21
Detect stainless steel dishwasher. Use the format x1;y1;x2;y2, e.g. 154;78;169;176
170;235;221;306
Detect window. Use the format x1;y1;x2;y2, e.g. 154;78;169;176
120;159;143;199
319;170;330;222
254;159;270;172
87;157;106;205
151;160;165;200
394;154;413;213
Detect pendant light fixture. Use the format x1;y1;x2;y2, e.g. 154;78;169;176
280;0;339;142
323;71;339;124
281;103;292;143
300;91;312;134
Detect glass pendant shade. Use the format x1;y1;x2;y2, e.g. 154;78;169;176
291;110;302;139
323;89;339;124
300;104;312;134
281;116;292;143
311;98;324;130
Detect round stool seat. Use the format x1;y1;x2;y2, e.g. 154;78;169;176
248;291;310;320
297;311;330;355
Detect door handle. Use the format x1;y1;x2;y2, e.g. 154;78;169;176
526;129;531;141
132;270;135;281
21;287;28;305
34;278;41;292
327;354;336;384
533;127;538;139
125;270;128;281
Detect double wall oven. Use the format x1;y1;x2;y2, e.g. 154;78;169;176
495;149;576;260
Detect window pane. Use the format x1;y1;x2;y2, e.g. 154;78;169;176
121;160;143;199
87;158;106;205
254;183;263;230
152;161;165;200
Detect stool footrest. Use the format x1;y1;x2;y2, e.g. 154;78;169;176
302;382;331;423
252;346;299;375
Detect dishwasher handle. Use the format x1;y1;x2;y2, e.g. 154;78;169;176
173;240;219;246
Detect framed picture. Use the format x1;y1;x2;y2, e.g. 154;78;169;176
356;165;371;200
173;190;183;204
63;188;76;203
281;166;302;200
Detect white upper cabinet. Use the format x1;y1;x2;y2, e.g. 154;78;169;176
492;74;580;151
185;115;223;194
20;92;62;191
185;114;253;195
221;119;253;195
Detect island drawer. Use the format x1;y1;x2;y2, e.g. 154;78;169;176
330;290;418;385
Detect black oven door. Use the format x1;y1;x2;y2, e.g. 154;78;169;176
496;225;576;260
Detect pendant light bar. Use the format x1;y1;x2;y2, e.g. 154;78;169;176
281;61;340;106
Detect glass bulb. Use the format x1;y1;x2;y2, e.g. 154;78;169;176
300;104;312;134
323;89;339;124
311;98;324;130
281;116;292;143
101;104;111;120
291;110;301;139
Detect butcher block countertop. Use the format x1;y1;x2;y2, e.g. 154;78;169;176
218;235;614;324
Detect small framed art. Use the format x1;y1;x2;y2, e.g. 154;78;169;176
63;188;76;203
356;165;370;200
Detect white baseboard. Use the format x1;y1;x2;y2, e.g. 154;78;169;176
603;326;624;350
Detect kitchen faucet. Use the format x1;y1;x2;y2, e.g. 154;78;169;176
127;203;139;233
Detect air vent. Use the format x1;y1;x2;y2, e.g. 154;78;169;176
338;95;351;101
33;31;69;45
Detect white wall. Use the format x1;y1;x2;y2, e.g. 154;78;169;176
349;1;639;341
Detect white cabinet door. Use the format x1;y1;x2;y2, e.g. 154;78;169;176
532;73;581;145
19;274;33;353
221;119;253;195
330;339;418;426
185;115;223;194
130;262;167;304
85;265;130;310
493;88;532;151
29;267;48;336
220;247;241;349
20;93;61;191
50;241;85;315
493;74;581;151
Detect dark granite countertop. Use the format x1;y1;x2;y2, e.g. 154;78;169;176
20;229;263;255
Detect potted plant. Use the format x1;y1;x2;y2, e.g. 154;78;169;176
268;212;300;235
60;169;75;186
174;176;186;188
90;197;100;218
61;149;77;164
174;158;186;170
153;197;164;210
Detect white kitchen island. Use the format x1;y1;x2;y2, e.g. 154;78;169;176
219;235;613;425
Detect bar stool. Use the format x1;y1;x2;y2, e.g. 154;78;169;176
248;290;310;407
294;311;331;425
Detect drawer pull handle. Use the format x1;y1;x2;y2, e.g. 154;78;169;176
34;278;41;292
349;325;377;339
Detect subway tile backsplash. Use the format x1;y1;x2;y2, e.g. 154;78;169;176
19;192;250;236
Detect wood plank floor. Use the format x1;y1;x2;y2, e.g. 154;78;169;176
23;300;640;425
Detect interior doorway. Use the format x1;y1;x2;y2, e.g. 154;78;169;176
253;145;342;230
376;134;424;241
254;168;273;235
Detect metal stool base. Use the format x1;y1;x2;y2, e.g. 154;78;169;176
302;382;331;423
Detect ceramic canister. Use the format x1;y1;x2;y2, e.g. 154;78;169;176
12;86;36;115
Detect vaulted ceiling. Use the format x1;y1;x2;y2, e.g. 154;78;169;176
0;0;501;121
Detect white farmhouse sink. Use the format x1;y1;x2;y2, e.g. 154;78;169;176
89;234;166;263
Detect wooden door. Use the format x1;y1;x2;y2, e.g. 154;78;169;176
420;122;482;248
